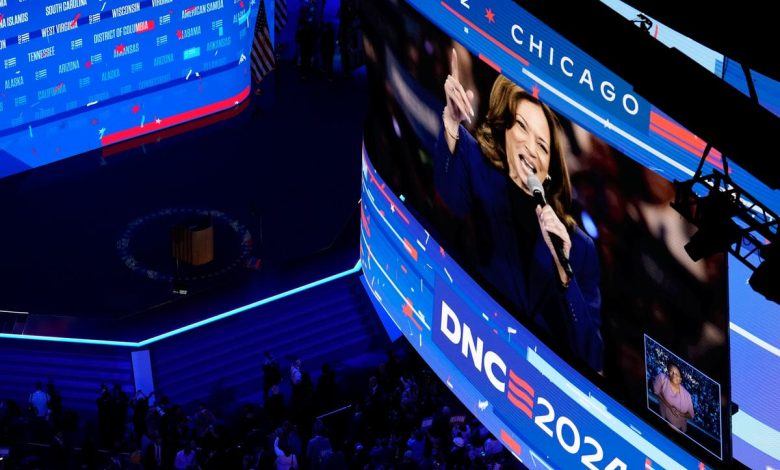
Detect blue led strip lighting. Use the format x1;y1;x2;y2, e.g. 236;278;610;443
0;260;362;347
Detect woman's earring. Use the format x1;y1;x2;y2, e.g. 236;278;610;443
545;175;552;183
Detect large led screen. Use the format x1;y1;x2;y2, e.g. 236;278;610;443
601;0;780;120
729;255;780;470
0;0;262;178
602;2;780;467
360;0;732;467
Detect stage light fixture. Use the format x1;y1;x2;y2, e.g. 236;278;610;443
673;160;777;302
676;188;741;262
684;222;741;262
749;242;780;304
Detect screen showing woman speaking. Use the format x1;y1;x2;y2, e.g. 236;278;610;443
361;0;729;463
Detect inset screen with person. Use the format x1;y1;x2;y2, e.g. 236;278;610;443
645;335;722;458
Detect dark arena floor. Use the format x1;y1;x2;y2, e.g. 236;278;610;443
0;60;369;344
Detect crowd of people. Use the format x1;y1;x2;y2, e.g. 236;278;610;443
0;342;524;469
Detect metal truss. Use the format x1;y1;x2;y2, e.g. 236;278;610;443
673;170;778;271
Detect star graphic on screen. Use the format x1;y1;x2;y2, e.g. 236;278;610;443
115;43;125;54
85;59;92;68
485;8;495;23
131;104;141;113
155;117;162;125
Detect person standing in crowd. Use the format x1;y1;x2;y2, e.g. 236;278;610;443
174;440;198;469
29;381;49;419
306;419;332;470
321;22;336;81
274;434;299;470
315;363;338;414
263;351;282;399
290;358;303;386
96;384;113;447
338;0;356;76
296;0;318;79
110;383;129;446
266;384;286;428
131;390;151;447
193;403;217;440
46;381;62;429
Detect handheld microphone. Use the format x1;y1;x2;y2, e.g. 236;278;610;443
526;173;574;280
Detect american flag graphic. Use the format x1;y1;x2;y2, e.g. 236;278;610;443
251;0;275;84
274;0;288;36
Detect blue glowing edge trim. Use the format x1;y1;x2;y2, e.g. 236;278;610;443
0;260;363;347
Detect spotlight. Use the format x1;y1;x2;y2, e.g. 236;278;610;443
673;169;778;298
684;220;741;262
749;242;780;303
680;190;741;262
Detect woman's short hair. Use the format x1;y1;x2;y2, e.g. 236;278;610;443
476;75;574;228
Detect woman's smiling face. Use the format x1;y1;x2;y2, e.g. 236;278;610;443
669;365;683;386
505;99;551;195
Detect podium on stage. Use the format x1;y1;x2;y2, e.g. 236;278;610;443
171;218;214;266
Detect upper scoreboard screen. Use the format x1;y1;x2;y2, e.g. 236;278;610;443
0;0;260;178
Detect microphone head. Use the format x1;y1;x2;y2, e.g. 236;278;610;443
526;173;545;197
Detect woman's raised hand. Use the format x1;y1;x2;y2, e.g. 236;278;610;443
444;48;475;125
